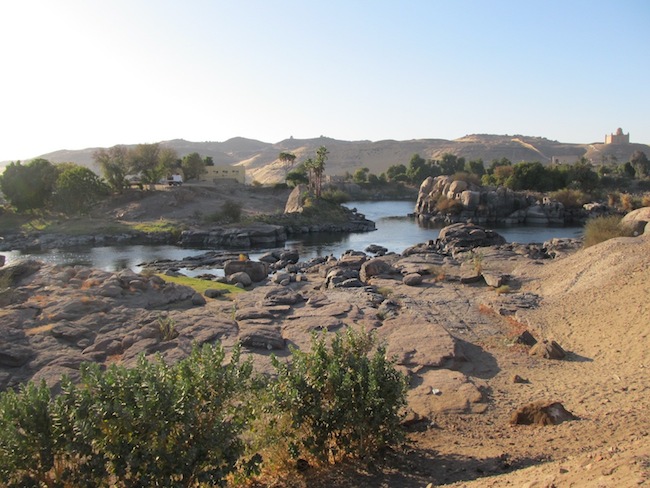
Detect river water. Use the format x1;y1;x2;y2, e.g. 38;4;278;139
2;200;583;275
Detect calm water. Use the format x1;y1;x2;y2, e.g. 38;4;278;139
2;200;583;274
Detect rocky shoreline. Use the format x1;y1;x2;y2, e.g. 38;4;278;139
0;223;582;395
414;175;613;226
0;208;375;253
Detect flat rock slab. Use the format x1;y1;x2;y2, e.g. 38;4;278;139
239;324;285;351
288;302;352;319
377;316;457;371
282;317;346;350
408;369;485;417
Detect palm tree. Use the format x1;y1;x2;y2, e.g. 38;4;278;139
313;146;329;198
278;152;297;179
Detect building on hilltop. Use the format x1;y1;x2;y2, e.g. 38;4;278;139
199;165;246;184
605;128;629;145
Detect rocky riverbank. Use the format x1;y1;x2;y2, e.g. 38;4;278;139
0;203;375;253
1;218;649;486
414;175;614;226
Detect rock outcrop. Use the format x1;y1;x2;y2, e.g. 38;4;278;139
413;175;608;226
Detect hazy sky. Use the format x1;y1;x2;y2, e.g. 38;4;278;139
1;0;648;162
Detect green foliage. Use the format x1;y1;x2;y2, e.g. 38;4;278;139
52;165;110;215
0;159;59;212
221;199;242;222
278;152;297;178
0;327;412;485
285;167;309;187
0;381;56;486
157;316;178;341
158;274;245;296
583;215;636;248
0;344;254;487
320;188;350;204
353;167;369;183
94;145;130;192
181;152;207;181
128;143;178;185
130;219;185;239
269;328;407;463
385;163;407;182
437;153;466;175
630;150;649;178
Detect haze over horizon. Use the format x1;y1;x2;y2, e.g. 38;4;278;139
1;0;648;162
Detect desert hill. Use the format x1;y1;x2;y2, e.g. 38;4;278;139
7;134;650;184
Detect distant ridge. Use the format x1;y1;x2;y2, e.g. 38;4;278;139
4;134;649;184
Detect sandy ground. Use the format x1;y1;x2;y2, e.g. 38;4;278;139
412;230;650;487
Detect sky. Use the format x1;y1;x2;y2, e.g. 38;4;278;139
1;0;648;162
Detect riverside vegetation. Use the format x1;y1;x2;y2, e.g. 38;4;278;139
1;144;650;487
0;329;407;487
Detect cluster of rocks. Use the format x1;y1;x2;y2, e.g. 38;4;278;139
413;175;612;226
0;222;588;429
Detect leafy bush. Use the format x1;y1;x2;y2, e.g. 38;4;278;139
320;188;350;204
583;215;636;248
0;381;57;487
221;200;243;222
548;188;589;209
0;333;410;485
204;200;243;224
0;344;254;487
268;328;407;463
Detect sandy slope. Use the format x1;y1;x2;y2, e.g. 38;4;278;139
443;231;650;487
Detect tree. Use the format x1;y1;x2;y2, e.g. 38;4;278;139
385;164;407;182
0;158;59;211
353;167;369;183
569;158;599;192
94;145;129;192
631;150;650;178
52;166;109;215
437;153;465;175
128;143;178;186
465;159;485;177
181;152;206;181
278;152;297;178
204;156;214;166
306;146;328;198
406;154;427;183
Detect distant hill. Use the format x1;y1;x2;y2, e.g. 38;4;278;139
4;134;649;184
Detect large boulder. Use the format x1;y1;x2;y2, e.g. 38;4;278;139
360;257;397;282
437;223;506;255
621;206;650;235
284;184;308;213
223;260;268;282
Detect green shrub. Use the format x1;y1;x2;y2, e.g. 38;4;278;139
0;344;255;487
221;200;242;223
583;215;636;248
0;381;57;487
320;188;350;204
268;328;407;464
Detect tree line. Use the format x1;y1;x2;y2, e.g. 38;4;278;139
336;150;650;193
0;143;214;214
